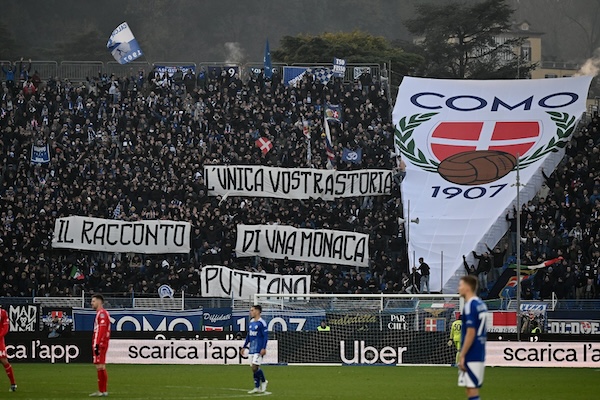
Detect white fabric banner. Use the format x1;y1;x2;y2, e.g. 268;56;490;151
204;165;392;200
51;216;191;253
235;224;369;267
200;265;311;299
393;76;592;291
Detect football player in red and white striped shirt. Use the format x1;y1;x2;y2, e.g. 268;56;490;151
0;305;17;392
90;294;111;397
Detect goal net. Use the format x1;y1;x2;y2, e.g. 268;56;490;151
253;293;462;366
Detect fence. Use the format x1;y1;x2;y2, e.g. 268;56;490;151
0;60;383;84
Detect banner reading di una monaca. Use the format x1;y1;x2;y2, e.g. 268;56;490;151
393;76;592;291
235;224;369;267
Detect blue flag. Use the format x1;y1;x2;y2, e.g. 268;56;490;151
107;22;143;65
264;39;273;79
342;148;362;164
31;143;50;164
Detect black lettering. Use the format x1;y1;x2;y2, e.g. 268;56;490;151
313;172;323;193
133;223;144;245
335;173;347;195
173;224;186;247
106;224;119;246
93;224;106;245
120;223;132;245
160;224;174;246
255;168;264;192
81;220;94;244
205;167;215;190
146;224;158;245
269;170;281;192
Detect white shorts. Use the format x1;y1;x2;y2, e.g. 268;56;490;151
248;353;263;366
458;361;485;388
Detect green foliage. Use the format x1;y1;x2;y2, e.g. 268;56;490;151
8;363;599;399
47;30;111;61
405;0;536;79
273;30;424;76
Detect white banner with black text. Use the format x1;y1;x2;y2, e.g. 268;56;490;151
235;224;369;267
52;216;191;253
204;165;392;200
200;265;311;299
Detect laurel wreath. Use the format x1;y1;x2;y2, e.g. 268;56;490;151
517;112;576;168
394;111;577;171
394;112;439;172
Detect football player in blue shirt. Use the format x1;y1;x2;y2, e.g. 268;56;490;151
240;305;269;394
458;275;488;400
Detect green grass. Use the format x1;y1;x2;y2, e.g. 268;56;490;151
3;364;598;399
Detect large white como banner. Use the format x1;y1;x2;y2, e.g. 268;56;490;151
200;265;311;299
392;76;592;291
235;224;369;267
52;216;191;253
205;165;392;200
107;339;278;364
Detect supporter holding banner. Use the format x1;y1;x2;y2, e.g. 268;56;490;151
332;58;346;78
392;76;593;291
153;64;196;78
235;224;369;267
106;22;143;65
342;148;362;164
51;216;191;253
30;143;50;164
204;165;392;200
200;265;311;299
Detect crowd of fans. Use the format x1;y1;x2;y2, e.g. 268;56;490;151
1;61;599;301
0;63;411;298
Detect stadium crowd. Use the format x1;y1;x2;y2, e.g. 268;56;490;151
0;63;599;300
0;64;411;298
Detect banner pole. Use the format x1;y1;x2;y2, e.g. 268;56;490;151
440;251;443;294
516;154;522;342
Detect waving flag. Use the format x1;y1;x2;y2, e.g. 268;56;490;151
324;116;336;169
255;137;273;155
264;39;273;79
107;22;143;65
302;117;312;163
393;76;592;291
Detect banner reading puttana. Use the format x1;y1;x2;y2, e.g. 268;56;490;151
200;265;311;299
107;22;143;64
205;165;392;200
52;216;190;253
393;76;592;291
235;224;369;267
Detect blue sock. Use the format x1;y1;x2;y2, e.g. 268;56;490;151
468;396;480;400
253;370;260;388
257;368;265;382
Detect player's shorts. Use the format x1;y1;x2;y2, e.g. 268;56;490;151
93;347;108;365
458;361;485;388
453;340;461;351
0;338;6;358
248;353;263;366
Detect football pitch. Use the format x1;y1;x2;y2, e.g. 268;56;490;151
4;364;597;399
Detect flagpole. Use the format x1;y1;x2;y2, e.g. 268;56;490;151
515;154;522;342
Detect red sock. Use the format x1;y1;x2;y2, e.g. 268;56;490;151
4;363;15;385
98;369;108;393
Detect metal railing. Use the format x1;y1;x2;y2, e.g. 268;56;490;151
0;60;384;84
